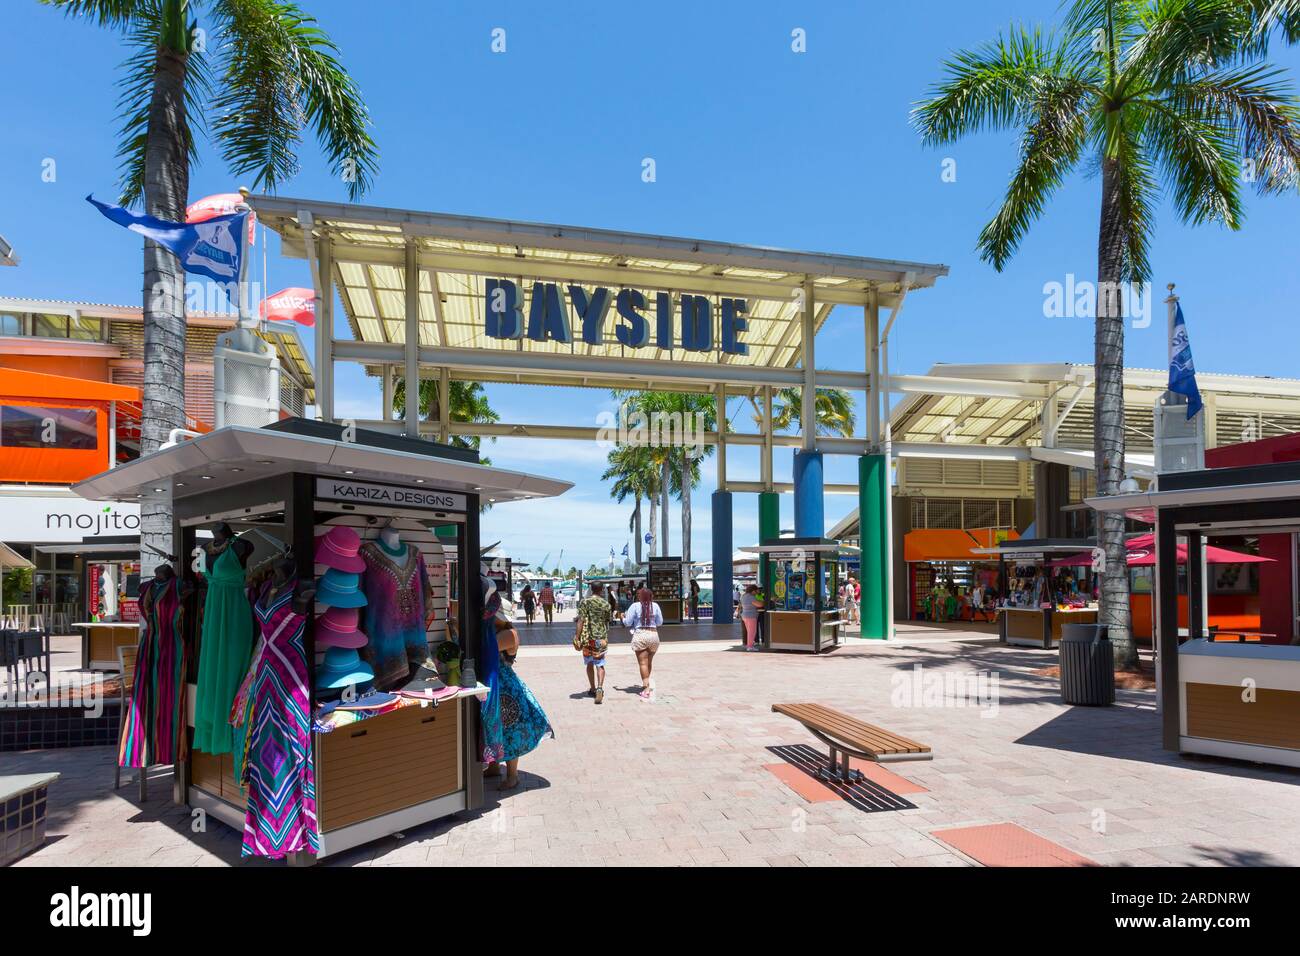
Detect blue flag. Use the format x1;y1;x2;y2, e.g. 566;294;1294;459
621;543;629;557
87;195;247;284
1168;303;1203;420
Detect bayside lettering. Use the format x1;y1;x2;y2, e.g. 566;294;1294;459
316;478;466;511
49;886;152;936
485;279;749;355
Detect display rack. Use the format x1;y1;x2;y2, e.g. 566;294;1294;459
646;556;684;624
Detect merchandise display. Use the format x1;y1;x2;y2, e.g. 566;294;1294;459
314;525;367;573
118;571;186;769
316;646;375;691
359;530;433;689
315;568;367;609
193;530;256;756
315;606;367;648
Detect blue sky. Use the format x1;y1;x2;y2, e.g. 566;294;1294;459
3;1;1299;570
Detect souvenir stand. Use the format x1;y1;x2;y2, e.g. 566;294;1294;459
1089;460;1300;769
745;538;844;653
646;556;684;624
72;419;570;861
976;539;1098;649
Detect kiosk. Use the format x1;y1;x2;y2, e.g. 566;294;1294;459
72;419;571;860
647;556;684;624
747;538;845;653
977;540;1098;649
1089;460;1300;769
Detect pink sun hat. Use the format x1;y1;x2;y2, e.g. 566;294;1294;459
316;605;366;649
314;526;366;573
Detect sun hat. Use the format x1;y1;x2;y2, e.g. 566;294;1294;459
316;568;367;609
314;526;366;573
316;605;366;649
494;599;515;626
316;646;375;690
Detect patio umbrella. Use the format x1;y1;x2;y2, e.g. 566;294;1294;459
1047;534;1273;568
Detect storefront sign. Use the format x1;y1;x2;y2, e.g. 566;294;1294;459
484;279;750;355
0;494;141;543
315;477;467;512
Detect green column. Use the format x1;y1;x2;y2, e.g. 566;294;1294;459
758;491;780;589
859;454;890;639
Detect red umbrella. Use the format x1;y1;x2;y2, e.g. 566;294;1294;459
1047;534;1273;568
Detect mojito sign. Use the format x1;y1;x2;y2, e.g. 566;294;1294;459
484;279;750;355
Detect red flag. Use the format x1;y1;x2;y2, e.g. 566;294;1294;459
187;192;256;244
260;287;316;326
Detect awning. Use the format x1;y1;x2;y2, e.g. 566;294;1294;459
35;542;140;556
1046;533;1273;568
0;366;140;403
0;541;33;569
904;528;1019;563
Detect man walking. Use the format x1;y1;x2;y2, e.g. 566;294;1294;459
539;581;556;624
575;583;613;704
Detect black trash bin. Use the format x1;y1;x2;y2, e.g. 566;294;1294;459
1058;623;1115;706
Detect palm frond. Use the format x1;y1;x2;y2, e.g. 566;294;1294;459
42;0;148;28
1113;114;1160;280
210;0;378;199
977;77;1093;270
1168;62;1300;194
1138;96;1243;227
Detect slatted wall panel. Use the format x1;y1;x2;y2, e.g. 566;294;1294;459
313;515;451;678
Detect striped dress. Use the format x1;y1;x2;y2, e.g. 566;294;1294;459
118;576;185;769
235;579;319;859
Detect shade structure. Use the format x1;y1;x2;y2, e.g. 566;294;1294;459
1047;532;1273;568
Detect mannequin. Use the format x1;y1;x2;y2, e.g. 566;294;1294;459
270;551;315;614
379;523;403;552
208;522;254;566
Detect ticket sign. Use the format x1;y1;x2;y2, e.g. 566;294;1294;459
315;477;467;512
484;278;750;355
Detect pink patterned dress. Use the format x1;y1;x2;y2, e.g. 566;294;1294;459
233;578;318;859
360;541;432;689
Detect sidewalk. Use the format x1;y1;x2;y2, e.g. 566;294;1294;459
10;631;1300;867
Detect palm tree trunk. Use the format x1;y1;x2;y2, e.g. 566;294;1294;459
139;41;190;577
680;450;692;566
661;457;671;556
647;495;658;558
634;496;643;564
1096;157;1134;668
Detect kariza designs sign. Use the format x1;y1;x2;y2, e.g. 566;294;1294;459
315;478;467;512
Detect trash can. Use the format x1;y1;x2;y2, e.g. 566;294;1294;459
1058;623;1115;706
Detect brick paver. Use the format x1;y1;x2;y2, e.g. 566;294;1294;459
8;629;1300;866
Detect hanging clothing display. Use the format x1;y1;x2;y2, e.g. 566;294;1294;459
193;541;255;756
479;573;504;764
118;575;185;769
231;578;318;859
359;538;432;689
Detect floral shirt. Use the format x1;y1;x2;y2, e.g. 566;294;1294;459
576;594;612;648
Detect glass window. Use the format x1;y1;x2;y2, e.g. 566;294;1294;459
68;316;102;341
32;313;70;338
0;406;98;450
0;313;21;336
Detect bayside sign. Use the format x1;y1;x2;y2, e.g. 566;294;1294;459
315;477;467;512
484;279;750;355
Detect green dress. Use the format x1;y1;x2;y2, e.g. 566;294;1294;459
193;543;254;756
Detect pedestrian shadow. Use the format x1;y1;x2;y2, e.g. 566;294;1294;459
766;743;917;814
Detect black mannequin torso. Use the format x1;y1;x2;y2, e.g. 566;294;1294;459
209;522;253;567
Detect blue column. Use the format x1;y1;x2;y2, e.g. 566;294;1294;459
793;450;824;538
711;490;734;624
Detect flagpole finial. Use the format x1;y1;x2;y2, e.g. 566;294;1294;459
238;186;250;200
1165;282;1178;303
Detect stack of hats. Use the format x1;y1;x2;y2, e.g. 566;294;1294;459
314;526;373;692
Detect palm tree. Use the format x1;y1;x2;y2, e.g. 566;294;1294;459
601;444;660;565
913;0;1300;667
756;386;857;437
392;377;500;464
48;0;378;573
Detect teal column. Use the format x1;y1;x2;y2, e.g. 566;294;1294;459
859;454;890;640
758;491;780;588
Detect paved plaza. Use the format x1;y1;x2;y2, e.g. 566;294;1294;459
8;625;1300;867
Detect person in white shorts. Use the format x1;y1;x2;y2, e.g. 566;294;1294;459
623;586;663;700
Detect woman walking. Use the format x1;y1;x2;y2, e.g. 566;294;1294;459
520;584;536;625
740;583;764;651
575;583;613;704
485;600;553;790
623;586;662;700
688;579;701;622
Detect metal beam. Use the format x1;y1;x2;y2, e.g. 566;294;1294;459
403;242;420;438
886;375;1051;400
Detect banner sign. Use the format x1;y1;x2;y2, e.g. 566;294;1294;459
260;287;316;326
484;278;750;355
315;477;467;512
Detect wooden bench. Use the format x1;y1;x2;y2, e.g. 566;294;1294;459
773;702;932;784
